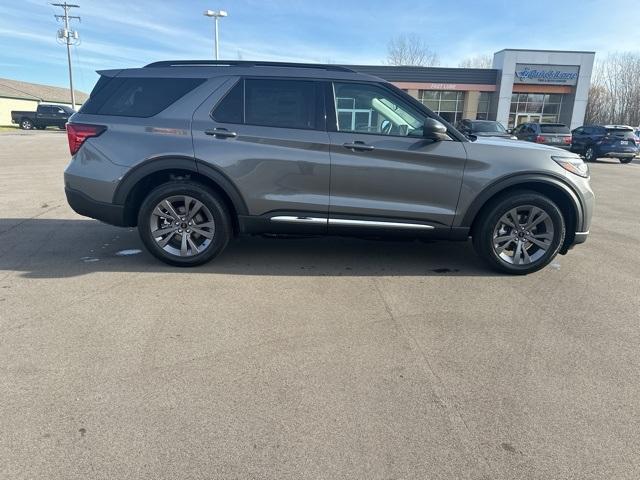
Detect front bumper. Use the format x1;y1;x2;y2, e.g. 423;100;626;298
65;187;128;226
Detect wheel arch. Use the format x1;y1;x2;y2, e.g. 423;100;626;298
113;156;248;231
465;174;584;251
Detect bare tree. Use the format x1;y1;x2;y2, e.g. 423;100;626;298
386;34;439;67
586;52;640;126
458;54;493;69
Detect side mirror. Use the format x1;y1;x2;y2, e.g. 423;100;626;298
507;128;513;134
423;118;448;141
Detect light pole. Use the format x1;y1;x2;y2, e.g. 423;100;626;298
203;9;228;60
52;2;80;110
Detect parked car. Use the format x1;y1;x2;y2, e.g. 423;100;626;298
11;104;74;130
571;125;638;163
64;60;594;275
512;122;572;149
456;119;516;140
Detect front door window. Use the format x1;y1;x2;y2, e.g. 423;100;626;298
333;82;426;137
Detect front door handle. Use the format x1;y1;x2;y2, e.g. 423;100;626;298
205;128;238;138
343;141;375;152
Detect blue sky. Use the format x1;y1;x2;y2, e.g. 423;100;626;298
0;0;638;93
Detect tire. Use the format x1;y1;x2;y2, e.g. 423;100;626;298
58;125;66;130
619;157;633;164
36;126;45;130
137;181;232;267
472;191;566;275
20;118;33;130
584;146;597;162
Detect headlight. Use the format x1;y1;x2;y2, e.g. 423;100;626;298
552;155;589;178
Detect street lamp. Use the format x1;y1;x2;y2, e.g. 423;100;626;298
203;9;228;60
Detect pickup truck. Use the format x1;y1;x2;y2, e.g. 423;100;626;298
11;104;75;130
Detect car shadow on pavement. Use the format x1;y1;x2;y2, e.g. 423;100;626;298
0;218;503;278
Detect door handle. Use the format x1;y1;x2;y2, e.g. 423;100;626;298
205;128;238;138
343;141;375;152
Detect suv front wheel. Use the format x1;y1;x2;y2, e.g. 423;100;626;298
473;191;566;274
137;181;231;267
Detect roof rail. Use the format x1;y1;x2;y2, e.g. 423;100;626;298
144;60;355;72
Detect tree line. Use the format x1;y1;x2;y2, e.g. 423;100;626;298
585;53;640;126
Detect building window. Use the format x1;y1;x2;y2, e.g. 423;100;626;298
476;92;491;120
508;93;564;128
419;90;464;123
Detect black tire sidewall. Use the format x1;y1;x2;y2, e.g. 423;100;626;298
620;157;633;164
585;146;595;161
137;181;231;267
473;192;566;275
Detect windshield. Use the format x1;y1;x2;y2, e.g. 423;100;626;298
540;124;570;134
471;121;506;133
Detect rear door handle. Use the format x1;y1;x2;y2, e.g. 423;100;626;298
205;128;238;138
343;141;375;152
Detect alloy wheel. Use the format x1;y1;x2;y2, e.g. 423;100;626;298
492;204;555;266
149;195;215;257
585;147;595;161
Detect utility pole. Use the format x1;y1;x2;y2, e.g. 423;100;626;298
203;10;228;60
52;2;80;110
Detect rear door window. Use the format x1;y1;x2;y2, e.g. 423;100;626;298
211;80;243;124
244;78;321;130
81;77;205;117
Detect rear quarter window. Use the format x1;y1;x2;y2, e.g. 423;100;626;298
80;77;205;117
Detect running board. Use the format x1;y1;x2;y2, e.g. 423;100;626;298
269;216;434;230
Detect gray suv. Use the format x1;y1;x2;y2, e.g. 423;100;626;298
64;61;594;274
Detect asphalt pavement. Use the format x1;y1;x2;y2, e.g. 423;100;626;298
1;129;639;479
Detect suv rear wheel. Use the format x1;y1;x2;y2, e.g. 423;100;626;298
20;118;33;130
620;157;633;164
473;191;566;274
137;181;231;267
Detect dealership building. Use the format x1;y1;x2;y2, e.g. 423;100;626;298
351;49;595;129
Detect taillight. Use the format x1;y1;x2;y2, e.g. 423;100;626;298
564;136;572;144
66;123;106;155
535;135;546;143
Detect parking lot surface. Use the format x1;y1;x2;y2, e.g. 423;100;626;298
1;130;639;480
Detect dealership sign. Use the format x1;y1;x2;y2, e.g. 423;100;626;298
514;64;579;85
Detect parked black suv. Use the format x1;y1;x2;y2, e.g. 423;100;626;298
64;60;594;274
571;125;638;163
512;122;572;150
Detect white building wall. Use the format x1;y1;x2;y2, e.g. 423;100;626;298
0;97;39;126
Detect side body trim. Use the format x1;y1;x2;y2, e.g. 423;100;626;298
328;219;434;229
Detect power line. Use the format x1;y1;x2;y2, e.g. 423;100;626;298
52;2;80;109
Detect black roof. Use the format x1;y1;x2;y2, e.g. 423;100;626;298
346;65;498;85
